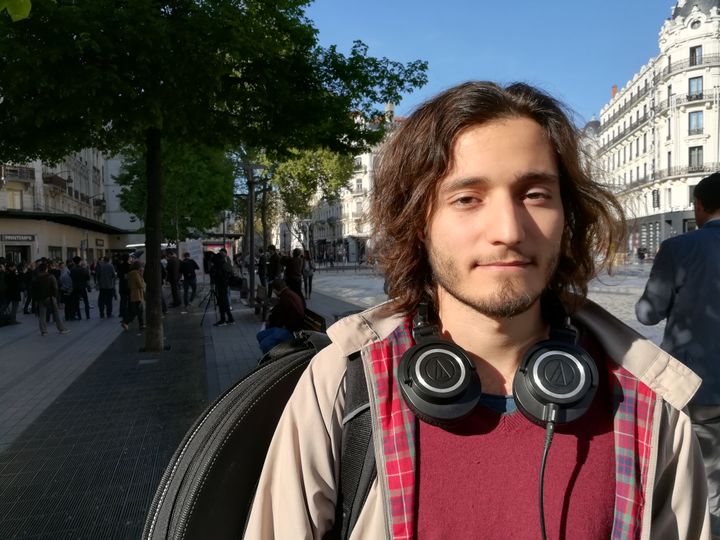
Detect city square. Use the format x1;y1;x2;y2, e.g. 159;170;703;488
0;0;718;538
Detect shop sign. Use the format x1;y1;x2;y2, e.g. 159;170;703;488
1;234;35;242
95;239;105;247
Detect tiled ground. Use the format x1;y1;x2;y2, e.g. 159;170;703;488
0;285;363;539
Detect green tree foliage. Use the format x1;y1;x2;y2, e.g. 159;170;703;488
0;0;427;350
270;148;354;229
0;0;30;21
115;143;235;242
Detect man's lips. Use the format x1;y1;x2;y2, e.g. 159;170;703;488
476;259;533;267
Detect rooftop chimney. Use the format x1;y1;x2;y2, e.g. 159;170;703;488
612;84;618;99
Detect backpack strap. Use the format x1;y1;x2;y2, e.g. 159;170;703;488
327;352;377;540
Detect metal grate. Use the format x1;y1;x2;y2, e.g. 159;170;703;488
0;315;208;539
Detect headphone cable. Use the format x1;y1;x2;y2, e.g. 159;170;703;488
539;407;557;540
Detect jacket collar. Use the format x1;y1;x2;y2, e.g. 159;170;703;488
328;299;701;411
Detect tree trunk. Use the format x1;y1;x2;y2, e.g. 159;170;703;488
144;127;164;352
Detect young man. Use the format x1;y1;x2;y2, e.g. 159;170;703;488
211;248;234;327
179;252;200;308
636;171;720;536
245;82;709;538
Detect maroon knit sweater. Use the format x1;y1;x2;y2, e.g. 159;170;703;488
416;357;615;539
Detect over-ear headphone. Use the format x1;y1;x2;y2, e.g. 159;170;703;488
398;300;598;427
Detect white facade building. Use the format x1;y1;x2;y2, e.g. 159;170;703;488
0;150;141;264
592;0;720;256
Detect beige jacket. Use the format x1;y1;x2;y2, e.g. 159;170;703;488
245;300;710;539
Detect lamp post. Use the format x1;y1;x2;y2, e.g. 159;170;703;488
243;162;266;306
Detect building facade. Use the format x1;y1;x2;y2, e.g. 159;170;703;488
586;0;720;255
592;1;720;257
0;150;141;264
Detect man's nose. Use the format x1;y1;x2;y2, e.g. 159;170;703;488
483;194;525;246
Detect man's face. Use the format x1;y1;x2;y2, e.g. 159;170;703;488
426;117;565;319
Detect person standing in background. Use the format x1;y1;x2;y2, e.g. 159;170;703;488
302;249;315;300
637;170;720;536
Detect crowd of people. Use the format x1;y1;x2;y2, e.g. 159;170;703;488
0;253;134;335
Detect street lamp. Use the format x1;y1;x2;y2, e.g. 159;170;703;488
243;162;267;306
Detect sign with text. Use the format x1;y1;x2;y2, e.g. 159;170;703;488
1;234;35;242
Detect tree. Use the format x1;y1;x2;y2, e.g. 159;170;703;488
270;148;354;246
0;0;30;21
0;0;427;351
114;143;235;243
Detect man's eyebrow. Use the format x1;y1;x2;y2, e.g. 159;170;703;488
439;176;489;193
439;171;560;193
515;171;560;185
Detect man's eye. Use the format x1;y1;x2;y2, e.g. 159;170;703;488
524;191;551;200
452;196;479;206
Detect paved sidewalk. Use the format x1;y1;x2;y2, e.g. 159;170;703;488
0;285;364;539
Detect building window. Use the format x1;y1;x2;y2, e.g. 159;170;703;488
689;146;703;170
667;151;672;171
667;188;672;209
644;163;647;179
355;178;363;192
652;189;660;209
48;246;62;261
689;45;702;66
635;139;639;157
6;189;22;210
689;111;703;135
688;77;703;100
643;133;647;153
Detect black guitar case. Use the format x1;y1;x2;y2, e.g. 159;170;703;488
142;331;332;540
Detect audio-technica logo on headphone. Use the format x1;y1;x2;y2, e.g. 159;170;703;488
425;356;454;383
544;357;576;389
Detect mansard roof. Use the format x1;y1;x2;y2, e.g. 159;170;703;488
672;0;720;19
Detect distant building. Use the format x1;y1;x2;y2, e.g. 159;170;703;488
0;151;142;264
588;0;720;256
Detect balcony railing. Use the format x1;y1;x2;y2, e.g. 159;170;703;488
659;54;720;81
601;85;652;129
598;113;649;154
3;165;35;184
653;163;720;181
42;173;68;190
689;128;704;136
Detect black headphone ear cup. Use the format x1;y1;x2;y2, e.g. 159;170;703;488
513;340;599;425
398;339;481;426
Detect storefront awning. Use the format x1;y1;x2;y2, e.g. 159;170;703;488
0;210;133;235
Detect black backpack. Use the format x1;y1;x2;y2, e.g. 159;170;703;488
143;331;377;540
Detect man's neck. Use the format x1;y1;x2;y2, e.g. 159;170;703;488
436;293;548;396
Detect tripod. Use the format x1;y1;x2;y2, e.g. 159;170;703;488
198;285;218;326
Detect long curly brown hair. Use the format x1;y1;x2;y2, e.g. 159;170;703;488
371;81;625;317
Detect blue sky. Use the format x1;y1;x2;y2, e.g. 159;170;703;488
305;1;677;126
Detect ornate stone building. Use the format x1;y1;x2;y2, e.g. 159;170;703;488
592;0;720;256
